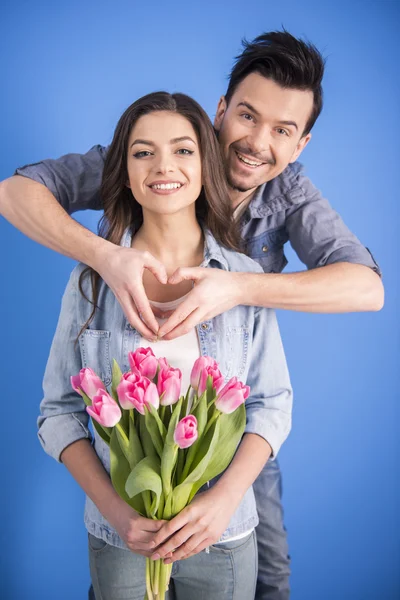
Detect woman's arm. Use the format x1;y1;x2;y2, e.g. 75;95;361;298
150;432;271;562
61;438;164;556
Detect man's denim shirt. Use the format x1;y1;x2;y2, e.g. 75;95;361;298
38;228;293;549
16;145;381;276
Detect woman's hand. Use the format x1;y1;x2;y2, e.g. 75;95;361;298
150;487;240;563
110;499;166;557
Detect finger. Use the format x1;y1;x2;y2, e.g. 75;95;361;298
163;532;206;563
158;300;200;339
161;308;203;341
142;252;168;285
141;519;167;533
168;267;202;285
170;537;215;562
126;286;160;337
151;512;191;548
117;291;157;339
151;525;197;560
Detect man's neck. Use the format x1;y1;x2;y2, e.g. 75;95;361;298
229;187;258;211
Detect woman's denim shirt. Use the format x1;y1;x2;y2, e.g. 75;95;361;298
38;228;292;549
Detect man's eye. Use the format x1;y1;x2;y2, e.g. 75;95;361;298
276;128;289;136
177;148;194;155
133;150;152;158
241;113;254;121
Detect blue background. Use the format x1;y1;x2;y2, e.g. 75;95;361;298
1;1;399;598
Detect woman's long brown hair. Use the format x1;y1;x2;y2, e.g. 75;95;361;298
77;92;242;338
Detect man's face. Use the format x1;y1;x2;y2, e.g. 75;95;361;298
214;73;314;195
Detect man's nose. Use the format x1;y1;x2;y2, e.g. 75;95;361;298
247;124;271;155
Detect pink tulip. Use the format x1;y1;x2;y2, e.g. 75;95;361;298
116;370;142;410
157;365;182;406
128;347;158;380
190;356;218;391
120;376;159;415
71;368;106;399
198;363;225;396
215;377;250;414
158;357;170;371
86;390;122;427
174;415;198;449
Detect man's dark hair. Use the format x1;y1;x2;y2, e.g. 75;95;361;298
225;30;325;135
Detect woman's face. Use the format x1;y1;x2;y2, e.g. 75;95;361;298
127;111;202;217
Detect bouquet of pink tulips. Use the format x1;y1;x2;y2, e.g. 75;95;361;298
71;348;250;600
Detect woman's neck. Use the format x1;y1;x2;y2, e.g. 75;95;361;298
131;210;204;302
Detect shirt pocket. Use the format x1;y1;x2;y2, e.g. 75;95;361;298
246;227;288;273
224;326;250;380
79;329;112;387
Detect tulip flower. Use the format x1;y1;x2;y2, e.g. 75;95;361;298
116;370;142;409
158;357;170;371
190;356;216;391
215;377;250;414
121;376;160;415
71;368;106;399
86;389;122;427
198;363;225;396
157;366;182;406
128;347;158;380
174;415;198;449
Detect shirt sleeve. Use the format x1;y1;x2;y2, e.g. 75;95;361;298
286;174;381;276
14;144;108;215
37;268;92;462
244;307;292;458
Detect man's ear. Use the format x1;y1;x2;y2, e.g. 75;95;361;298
214;96;227;131
289;132;312;163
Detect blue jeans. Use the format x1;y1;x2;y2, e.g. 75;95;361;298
88;459;290;600
88;530;257;599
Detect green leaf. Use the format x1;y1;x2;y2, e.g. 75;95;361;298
189;403;246;502
109;427;145;515
144;407;164;459
139;412;158;459
147;403;167;441
171;418;221;515
125;455;162;517
178;392;208;483
161;397;182;496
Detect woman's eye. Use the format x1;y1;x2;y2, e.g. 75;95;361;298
133;150;152;158
177;148;194;155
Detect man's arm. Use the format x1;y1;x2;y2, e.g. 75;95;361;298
0;148;167;336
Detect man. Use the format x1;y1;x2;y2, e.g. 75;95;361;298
0;30;383;600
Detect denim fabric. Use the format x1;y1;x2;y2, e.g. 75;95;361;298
38;227;292;551
15;145;380;275
88;531;257;600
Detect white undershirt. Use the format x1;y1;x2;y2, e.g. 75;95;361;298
140;295;254;546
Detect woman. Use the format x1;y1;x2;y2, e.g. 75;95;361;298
38;92;292;599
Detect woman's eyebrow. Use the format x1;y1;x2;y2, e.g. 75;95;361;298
130;139;155;148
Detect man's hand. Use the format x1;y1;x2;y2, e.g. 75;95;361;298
94;245;168;339
150;488;239;563
158;268;243;340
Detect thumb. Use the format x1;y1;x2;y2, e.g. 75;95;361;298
143;254;168;285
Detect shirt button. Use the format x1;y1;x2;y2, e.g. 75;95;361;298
262;245;269;253
201;323;208;330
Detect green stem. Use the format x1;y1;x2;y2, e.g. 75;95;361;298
115;422;129;446
145;558;154;600
153;559;161;596
160;405;166;422
202;410;220;439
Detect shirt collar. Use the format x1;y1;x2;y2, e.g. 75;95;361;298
120;225;229;271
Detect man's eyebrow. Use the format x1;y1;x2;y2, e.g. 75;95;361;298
237;101;261;117
237;102;299;131
130;136;196;149
278;120;298;131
